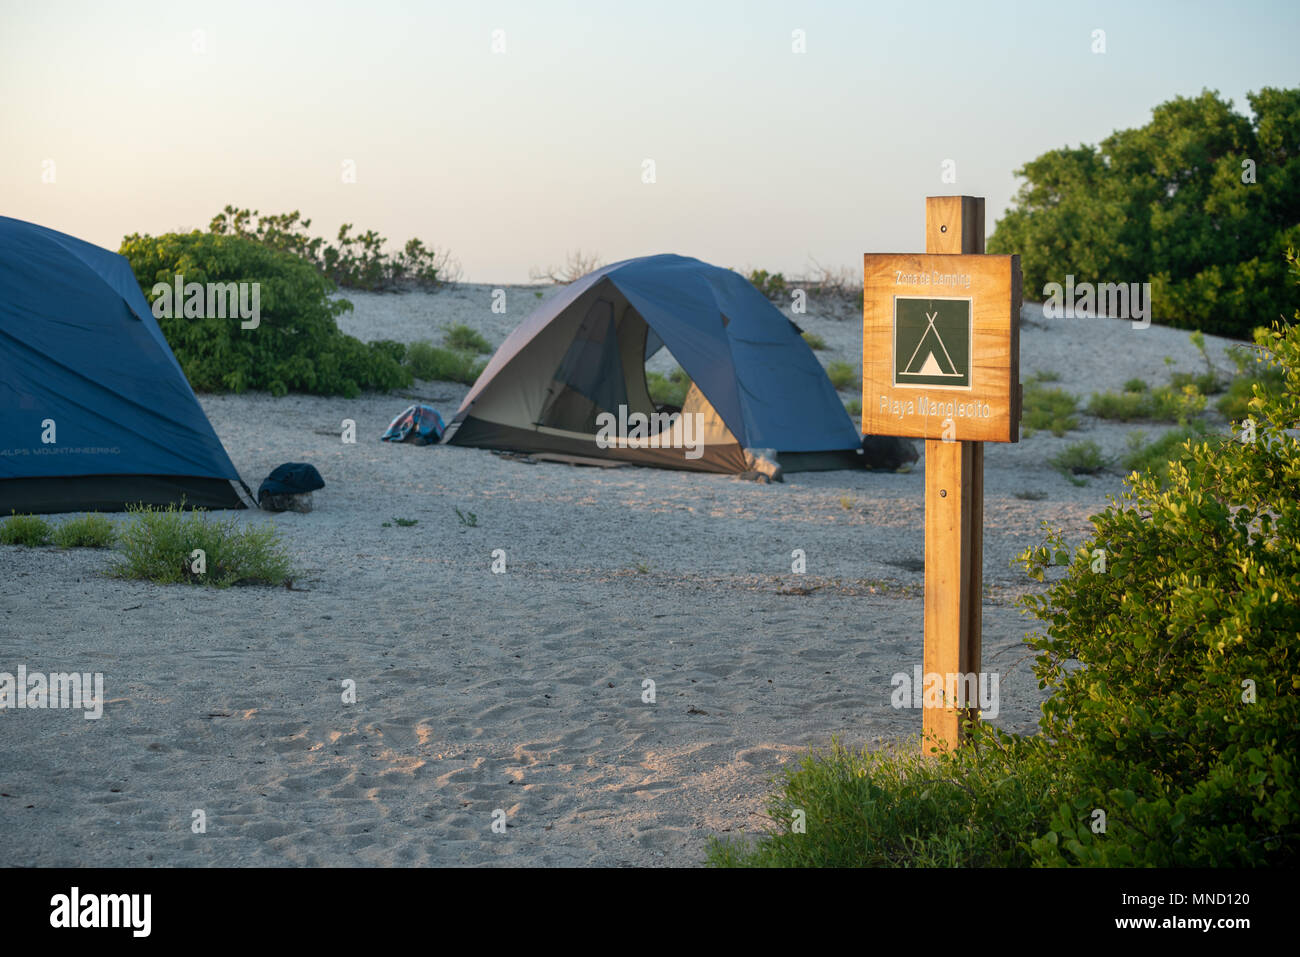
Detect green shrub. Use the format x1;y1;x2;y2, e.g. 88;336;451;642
443;323;492;354
1021;383;1079;437
988;87;1300;339
1217;338;1287;421
748;268;787;301
646;367;691;407
52;514;116;548
826;361;857;391
1122;377;1148;393
1169;370;1223;395
405;341;485;384
208;206;454;290
1011;326;1300;865
713;257;1300;869
1086;383;1205;423
1049;439;1106;477
844;399;862;417
0;513;53;546
801;331;828;350
369;339;407;365
121;231;411;397
110;504;294;587
1122;424;1212;487
1085;390;1147;421
707;736;1060;867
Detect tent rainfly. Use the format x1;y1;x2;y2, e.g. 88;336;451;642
0;216;248;514
443;254;873;473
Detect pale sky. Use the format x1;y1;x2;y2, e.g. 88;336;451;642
2;0;1296;283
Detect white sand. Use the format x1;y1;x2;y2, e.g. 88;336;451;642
0;285;1242;866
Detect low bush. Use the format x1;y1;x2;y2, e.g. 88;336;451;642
405;342;485;384
1086;383;1205;422
443;324;492;355
52;514;116;549
1021;384;1079;437
748;268;787;301
1217;337;1287;421
1169;370;1223;395
0;513;53;546
110;504;294;587
707;737;1060;867
1049;440;1106;478
122;231;411;397
825;361;857;391
208;206;457;290
1122;424;1211;487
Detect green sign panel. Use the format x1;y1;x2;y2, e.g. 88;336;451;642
893;297;972;389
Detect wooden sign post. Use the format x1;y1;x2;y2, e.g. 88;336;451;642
862;196;1021;752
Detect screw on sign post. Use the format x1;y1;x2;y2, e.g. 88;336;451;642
861;196;1021;752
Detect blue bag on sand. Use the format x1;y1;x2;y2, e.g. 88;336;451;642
382;405;446;445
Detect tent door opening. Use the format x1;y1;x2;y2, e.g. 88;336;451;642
537;293;663;436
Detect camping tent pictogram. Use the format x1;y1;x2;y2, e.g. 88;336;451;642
900;309;962;378
892;297;971;388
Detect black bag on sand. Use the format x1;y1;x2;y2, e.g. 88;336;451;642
258;463;325;512
861;435;919;471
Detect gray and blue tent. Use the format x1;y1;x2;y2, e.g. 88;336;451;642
0;216;247;513
443;254;869;472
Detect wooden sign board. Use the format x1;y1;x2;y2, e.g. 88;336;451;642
862;253;1021;443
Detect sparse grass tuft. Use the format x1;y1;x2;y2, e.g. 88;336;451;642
826;361;857;391
1049;440;1106;480
844;398;862;417
443;323;492;355
801;331;828;350
405;341;486;384
454;507;478;528
1087;384;1205;423
52;514;116;548
1085;389;1148;420
110;503;294;587
706;736;1059;867
0;513;53;546
1021;383;1079;437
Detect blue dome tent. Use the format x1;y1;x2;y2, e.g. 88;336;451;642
0;216;248;513
444;254;869;473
